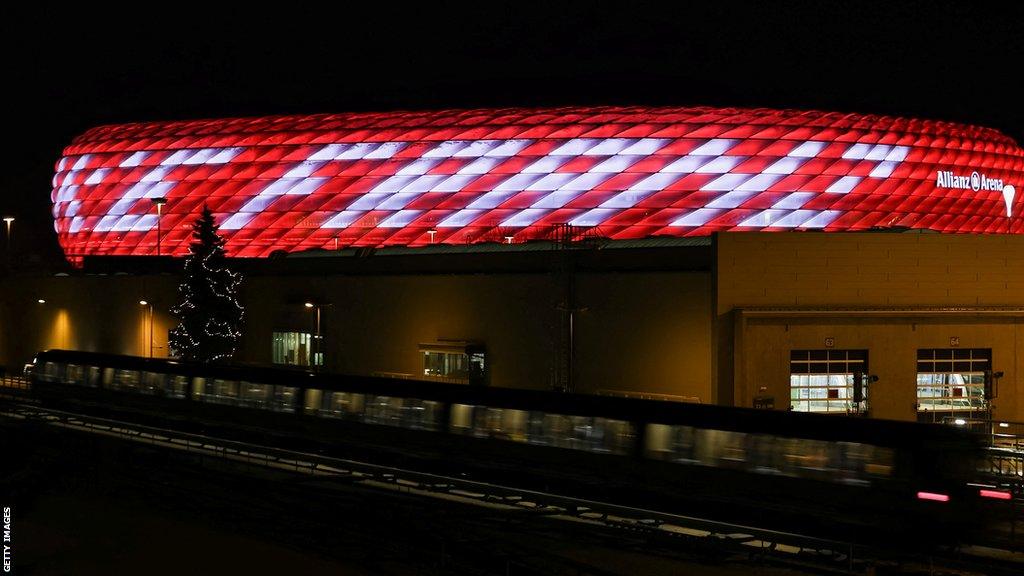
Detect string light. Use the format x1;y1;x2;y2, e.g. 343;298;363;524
168;206;244;362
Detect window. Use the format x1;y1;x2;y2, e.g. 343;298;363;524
141;371;167;395
110;369;141;392
420;342;486;384
240;381;271;408
789;350;867;413
449;404;635;455
644;424;894;485
917;348;990;421
270;386;298;412
272;331;320;366
202;379;239;405
423;351;468;378
65;364;84;385
167;375;189;399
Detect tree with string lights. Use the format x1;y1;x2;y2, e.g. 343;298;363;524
169;206;244;363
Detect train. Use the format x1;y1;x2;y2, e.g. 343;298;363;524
24;349;1006;547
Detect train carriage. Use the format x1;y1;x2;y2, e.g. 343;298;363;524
27;349;997;546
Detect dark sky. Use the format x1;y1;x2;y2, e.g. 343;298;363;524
3;2;1022;264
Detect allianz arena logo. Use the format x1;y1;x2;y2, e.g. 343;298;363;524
936;169;1004;192
936;170;1015;217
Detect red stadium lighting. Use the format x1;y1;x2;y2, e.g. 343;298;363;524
916;491;950;502
49;107;1024;264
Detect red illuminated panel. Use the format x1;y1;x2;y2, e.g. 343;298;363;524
51;107;1024;263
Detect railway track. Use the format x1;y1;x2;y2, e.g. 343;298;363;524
3;399;1023;575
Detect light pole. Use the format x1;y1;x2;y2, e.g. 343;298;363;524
3;217;12;268
140;300;154;357
304;301;334;371
152;198;167;256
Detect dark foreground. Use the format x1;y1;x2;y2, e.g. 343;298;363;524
2;417;812;576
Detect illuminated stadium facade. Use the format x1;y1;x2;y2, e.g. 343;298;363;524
52;107;1023;262
5;106;1024;422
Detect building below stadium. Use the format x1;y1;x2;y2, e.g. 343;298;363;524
2;106;1022;423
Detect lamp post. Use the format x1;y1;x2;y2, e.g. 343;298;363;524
3;217;12;268
304;301;334;371
140;300;154;358
152;198;167;256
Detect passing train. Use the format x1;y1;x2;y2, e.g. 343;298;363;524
25;349;1006;546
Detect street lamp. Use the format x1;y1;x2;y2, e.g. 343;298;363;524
303;301;333;371
140;300;154;358
3;217;12;268
152;197;168;256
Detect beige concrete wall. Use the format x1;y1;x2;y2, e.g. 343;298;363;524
0;274;178;370
717;232;1024;312
735;313;1024;421
575;272;712;401
0;269;713;399
717;231;1024;421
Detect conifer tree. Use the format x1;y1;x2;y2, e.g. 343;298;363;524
169;206;244;362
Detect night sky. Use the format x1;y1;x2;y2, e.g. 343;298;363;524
3;2;1022;266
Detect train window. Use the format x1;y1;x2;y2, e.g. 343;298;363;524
270;386;297;413
191;377;205;398
449;404;474;430
403;398;441;431
85;366;101;388
317;391;365;419
240;382;271;409
167;375;189;399
454;406;633;455
102;367;114;388
536;414;634;454
41;362;62;383
644;424;895;485
363;395;401;426
471;407;529;441
304;388;322;415
141;372;167;395
317;391;344;418
645;424;698;463
111;369;141;392
205;379;239;405
360;393;440;430
65;364;84;385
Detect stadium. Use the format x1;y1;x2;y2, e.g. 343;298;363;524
2;105;1022;422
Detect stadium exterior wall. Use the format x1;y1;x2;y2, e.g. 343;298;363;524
51;107;1024;264
718;232;1024;421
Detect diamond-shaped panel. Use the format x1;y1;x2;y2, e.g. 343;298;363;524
52;106;1024;263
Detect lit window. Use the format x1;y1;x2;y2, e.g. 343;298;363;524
420;343;486;385
916;348;990;423
272;331;320;366
790;349;867;413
